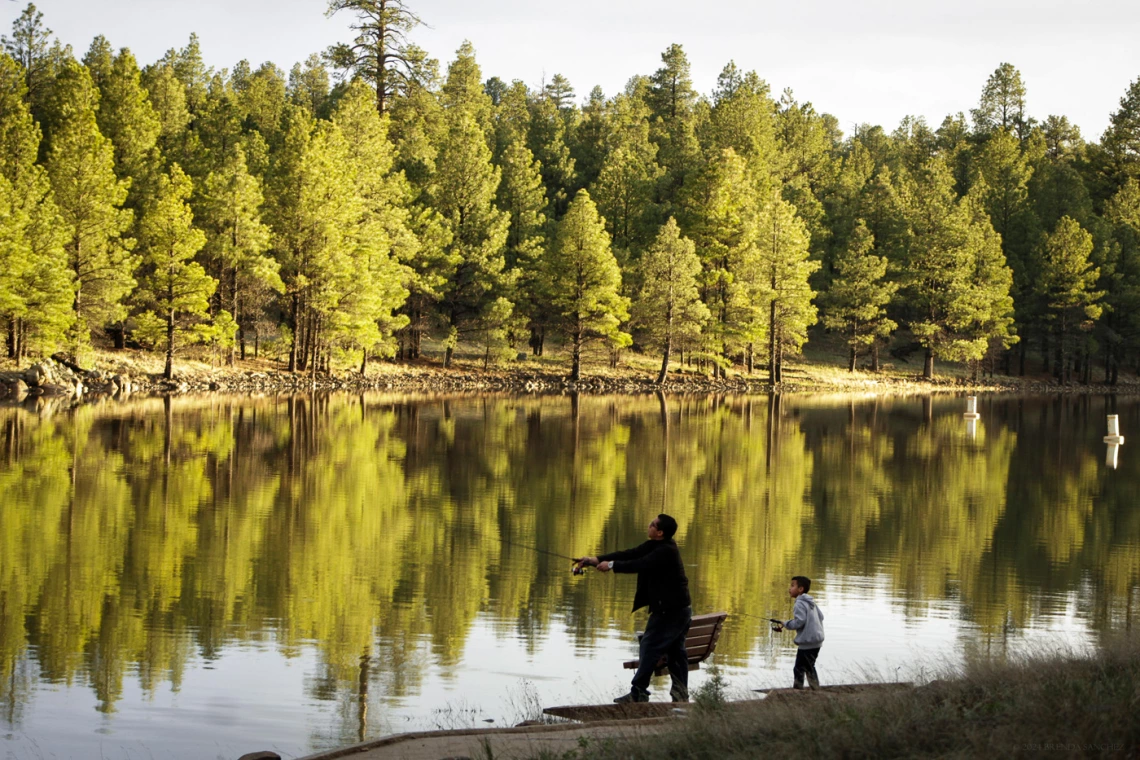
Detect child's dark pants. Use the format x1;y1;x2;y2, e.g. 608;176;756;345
793;646;821;689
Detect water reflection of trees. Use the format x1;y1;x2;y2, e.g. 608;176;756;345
1;392;1138;737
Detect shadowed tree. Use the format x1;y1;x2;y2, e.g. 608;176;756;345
1038;216;1104;383
822;221;897;371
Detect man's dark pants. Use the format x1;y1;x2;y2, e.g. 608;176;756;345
793;646;821;689
630;606;692;698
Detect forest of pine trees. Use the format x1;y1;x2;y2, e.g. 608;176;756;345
3;1;1140;382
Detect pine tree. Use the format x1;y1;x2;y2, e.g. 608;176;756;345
288;54;330;117
325;0;424;114
647;44;700;209
707;64;779;184
528;93;576;218
387;69;453;359
2;3;54;117
542;73;575;111
547;190;630;380
0;53;71;360
678;148;762;375
134;164;213;379
898;158;977;378
972;63;1028;137
822;221;897;371
89;46;161;189
901;159;1016;378
956;190;1018;379
591;94;662;272
45;59;135;353
758;192;819;382
1103;180;1140;383
633;218;707;383
265;107;359;373
433;107;511;367
1038;216;1104;382
495;136;547;353
141;61;192;166
971;128;1035;369
198;143;282;363
330;79;413;369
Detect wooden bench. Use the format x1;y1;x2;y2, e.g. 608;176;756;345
623;611;728;676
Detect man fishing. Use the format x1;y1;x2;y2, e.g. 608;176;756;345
573;513;692;703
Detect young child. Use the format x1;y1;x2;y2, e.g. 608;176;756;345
773;575;824;689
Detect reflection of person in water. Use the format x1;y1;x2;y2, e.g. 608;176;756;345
574;513;692;703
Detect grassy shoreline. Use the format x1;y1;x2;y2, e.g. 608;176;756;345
528;641;1140;760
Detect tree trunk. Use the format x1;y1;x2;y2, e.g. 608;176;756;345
444;345;453;368
571;326;582;381
848;344;857;372
657;336;671;385
288;296;299;372
871;342;880;372
768;299;777;383
6;318;14;359
164;309;175;380
254;329;260;359
923;347;934;380
110;323;126;349
360;348;367;377
747;343;754;374
1018;339;1026;376
229;271;239;366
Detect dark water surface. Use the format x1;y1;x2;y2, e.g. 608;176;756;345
1;392;1137;758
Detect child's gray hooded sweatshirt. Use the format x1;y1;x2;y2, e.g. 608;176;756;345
784;593;824;648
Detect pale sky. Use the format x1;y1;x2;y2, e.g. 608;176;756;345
4;0;1139;141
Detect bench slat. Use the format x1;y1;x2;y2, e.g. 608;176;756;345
621;611;728;672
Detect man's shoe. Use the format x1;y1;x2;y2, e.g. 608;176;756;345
669;684;689;703
613;690;649;704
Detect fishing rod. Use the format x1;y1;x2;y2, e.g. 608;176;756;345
495;535;581;564
493;536;609;576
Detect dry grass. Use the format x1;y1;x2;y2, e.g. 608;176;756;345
529;638;1140;759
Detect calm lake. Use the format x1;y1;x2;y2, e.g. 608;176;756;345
1;392;1137;759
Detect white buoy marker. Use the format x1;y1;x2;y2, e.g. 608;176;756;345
1104;415;1124;444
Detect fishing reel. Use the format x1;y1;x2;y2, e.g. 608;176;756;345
570;558;594;576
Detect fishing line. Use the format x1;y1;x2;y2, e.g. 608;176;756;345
494;535;580;563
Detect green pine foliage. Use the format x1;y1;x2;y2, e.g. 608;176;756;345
547;190;630;380
43;58;135;355
822;221;897;371
1038;216;1104;383
6;4;1140;384
134;164;213;379
633;218;708;383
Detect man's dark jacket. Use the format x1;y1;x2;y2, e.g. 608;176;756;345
599;538;690;613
